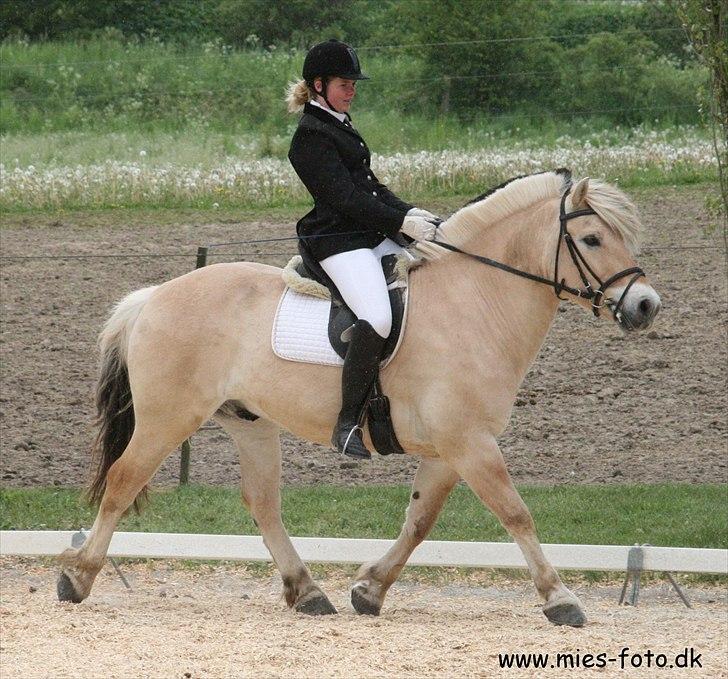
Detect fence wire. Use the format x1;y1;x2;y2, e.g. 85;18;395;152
5;64;696;103
0;245;719;263
0;27;686;69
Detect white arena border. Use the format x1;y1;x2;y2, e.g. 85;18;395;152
1;531;726;574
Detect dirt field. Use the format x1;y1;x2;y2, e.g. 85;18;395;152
1;185;726;489
1;560;726;678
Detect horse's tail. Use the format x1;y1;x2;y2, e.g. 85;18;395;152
87;286;158;511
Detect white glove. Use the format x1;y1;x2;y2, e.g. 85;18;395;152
402;215;437;242
407;207;440;221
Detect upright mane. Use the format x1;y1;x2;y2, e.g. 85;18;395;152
421;169;643;259
437;170;570;250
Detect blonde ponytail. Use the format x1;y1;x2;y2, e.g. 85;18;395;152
286;79;313;113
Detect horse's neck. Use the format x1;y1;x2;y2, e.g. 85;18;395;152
419;209;559;381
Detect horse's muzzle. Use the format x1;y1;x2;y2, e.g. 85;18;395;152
613;284;661;331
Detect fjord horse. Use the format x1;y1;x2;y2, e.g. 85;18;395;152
58;170;660;627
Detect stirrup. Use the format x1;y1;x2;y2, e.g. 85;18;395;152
333;424;371;460
342;426;363;454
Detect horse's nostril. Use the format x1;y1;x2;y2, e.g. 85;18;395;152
639;298;653;316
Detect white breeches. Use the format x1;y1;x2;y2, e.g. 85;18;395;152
320;238;406;339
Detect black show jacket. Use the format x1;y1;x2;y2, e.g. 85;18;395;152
288;102;413;261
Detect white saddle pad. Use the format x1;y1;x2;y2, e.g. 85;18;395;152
272;288;345;366
271;287;407;368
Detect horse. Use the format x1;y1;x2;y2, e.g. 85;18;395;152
57;169;661;627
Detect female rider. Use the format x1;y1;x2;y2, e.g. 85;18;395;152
287;39;439;460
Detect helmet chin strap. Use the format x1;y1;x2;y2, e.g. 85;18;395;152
315;79;351;120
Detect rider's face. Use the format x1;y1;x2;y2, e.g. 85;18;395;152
315;77;356;113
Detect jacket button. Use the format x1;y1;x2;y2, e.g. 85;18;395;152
372;191;377;196
360;142;365;147
367;175;372;180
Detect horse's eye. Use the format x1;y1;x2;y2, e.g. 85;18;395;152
583;235;601;247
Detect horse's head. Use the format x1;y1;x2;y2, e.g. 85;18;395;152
431;170;661;331
551;176;661;331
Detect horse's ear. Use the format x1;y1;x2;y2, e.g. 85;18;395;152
570;177;590;209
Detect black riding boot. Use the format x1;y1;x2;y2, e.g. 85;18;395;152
332;320;386;459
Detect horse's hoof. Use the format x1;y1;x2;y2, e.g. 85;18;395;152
543;601;586;627
295;592;338;616
57;572;84;603
351;583;381;616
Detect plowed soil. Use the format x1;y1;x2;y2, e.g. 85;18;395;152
1;186;726;489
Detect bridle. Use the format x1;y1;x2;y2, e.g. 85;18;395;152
432;187;645;321
554;189;645;318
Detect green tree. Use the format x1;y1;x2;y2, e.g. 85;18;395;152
565;33;656;124
215;0;392;49
0;0;218;42
388;0;563;115
547;0;687;63
672;0;727;245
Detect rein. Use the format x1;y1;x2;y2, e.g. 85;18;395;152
433;187;645;321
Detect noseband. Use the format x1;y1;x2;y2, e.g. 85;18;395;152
432;187;645;321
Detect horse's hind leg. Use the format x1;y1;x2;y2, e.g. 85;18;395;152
216;413;337;615
351;458;459;615
57;415;203;603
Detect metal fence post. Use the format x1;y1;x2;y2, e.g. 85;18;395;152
179;246;209;486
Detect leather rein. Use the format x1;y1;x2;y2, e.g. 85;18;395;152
432;187;645;321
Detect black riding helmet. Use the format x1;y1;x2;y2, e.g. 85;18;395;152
303;39;369;81
302;39;368;114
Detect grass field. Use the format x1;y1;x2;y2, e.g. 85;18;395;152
0;125;716;213
0;38;716;212
2;33;715;215
2;484;726;550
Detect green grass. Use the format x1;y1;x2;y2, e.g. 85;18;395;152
2;484;726;550
2;117;709;169
0;128;715;214
0;38;714;212
1;120;712;170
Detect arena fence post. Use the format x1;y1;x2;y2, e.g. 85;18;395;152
179;246;209;486
179;440;191;485
196;246;209;270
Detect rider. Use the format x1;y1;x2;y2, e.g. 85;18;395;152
287;38;439;460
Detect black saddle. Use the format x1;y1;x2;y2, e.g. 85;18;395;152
297;239;408;456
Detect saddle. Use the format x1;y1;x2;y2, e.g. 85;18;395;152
286;244;414;362
274;240;420;456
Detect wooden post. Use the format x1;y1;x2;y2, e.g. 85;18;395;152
179;440;191;485
196;246;209;269
179;246;209;486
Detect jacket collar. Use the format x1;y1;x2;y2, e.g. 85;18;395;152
303;102;364;141
309;99;348;123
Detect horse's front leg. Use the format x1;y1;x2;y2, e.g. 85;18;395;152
446;432;586;627
351;458;459;615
